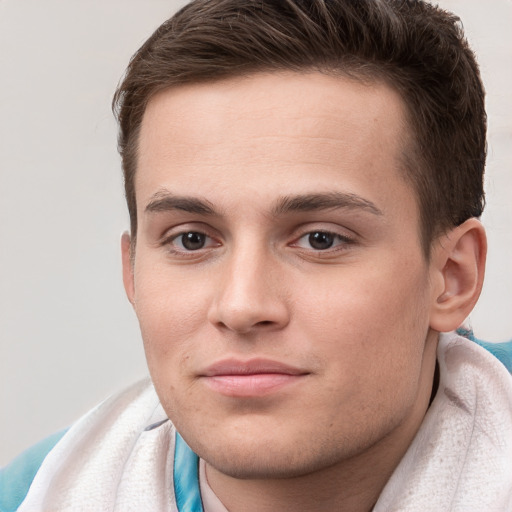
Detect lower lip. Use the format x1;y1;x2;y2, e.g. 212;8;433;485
203;373;304;397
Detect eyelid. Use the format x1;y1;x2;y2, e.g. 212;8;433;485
289;225;357;253
294;232;353;247
157;222;357;257
171;232;217;250
160;224;222;254
292;222;355;240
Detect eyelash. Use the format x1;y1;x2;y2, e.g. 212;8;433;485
161;230;220;256
161;228;355;256
292;231;355;253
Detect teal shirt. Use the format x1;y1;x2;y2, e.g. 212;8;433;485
0;430;67;512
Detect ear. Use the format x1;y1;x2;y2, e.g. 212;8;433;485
121;232;136;307
429;218;487;332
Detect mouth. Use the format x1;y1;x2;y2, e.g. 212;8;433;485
200;358;309;397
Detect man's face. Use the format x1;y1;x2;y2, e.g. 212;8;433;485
126;72;439;479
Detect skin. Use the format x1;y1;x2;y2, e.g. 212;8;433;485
122;72;486;512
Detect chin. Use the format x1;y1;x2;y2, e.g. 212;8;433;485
203;448;335;480
189;425;363;481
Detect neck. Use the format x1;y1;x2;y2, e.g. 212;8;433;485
205;332;439;512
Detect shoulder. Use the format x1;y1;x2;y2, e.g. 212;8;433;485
0;430;67;512
457;327;512;374
0;378;156;511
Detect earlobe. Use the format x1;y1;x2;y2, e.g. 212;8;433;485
429;219;487;333
121;232;136;307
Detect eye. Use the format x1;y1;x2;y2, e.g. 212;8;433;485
294;230;352;251
168;231;216;251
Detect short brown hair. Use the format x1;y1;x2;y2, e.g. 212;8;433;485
113;0;486;256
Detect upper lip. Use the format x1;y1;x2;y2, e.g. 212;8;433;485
201;358;308;377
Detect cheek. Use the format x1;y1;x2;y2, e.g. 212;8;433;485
132;272;216;431
296;260;432;377
301;259;429;326
133;267;209;369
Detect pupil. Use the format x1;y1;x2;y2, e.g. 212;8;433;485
309;232;334;250
182;232;205;250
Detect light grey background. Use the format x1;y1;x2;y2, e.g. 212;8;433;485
0;0;510;465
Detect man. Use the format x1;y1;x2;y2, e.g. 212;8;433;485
2;0;511;510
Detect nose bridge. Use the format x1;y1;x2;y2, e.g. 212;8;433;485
208;237;288;333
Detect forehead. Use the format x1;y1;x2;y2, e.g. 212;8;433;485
136;72;414;217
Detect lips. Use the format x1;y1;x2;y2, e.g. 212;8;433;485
200;358;309;397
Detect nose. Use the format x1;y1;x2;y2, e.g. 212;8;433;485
207;245;290;334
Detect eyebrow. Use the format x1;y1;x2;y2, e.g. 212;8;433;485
144;190;383;218
272;192;383;216
145;191;216;216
